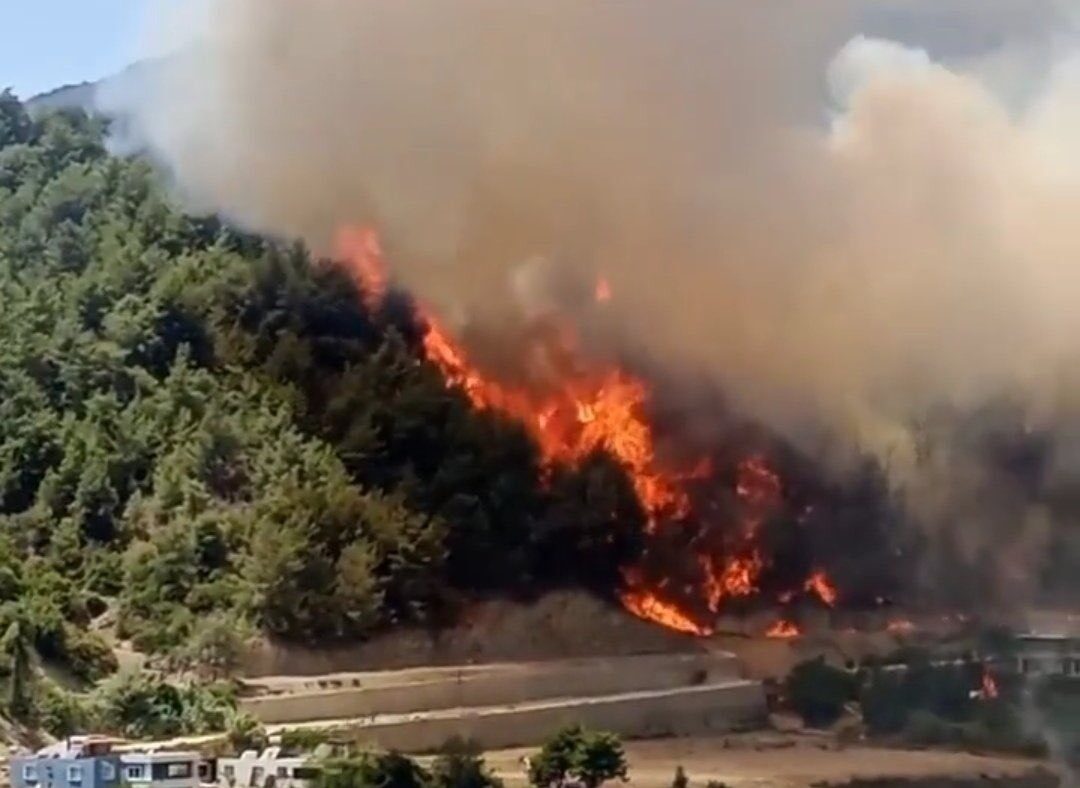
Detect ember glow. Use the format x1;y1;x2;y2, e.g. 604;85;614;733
337;226;843;637
805;570;839;607
887;619;917;636
980;666;1000;700
766;619;802;639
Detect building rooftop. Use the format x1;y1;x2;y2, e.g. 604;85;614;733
33;736;123;759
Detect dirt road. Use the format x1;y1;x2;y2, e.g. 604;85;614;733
479;734;1057;788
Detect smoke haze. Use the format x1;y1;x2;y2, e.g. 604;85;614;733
105;1;1080;601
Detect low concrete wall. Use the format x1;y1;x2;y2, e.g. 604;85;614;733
242;653;743;725
346;680;767;752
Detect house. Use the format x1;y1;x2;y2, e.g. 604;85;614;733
11;736;122;788
119;751;202;788
216;748;321;788
1013;633;1080;677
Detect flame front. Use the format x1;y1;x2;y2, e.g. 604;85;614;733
619;569;713;637
336;226;840;637
422;302;691;524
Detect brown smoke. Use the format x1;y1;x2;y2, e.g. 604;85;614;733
107;1;1080;601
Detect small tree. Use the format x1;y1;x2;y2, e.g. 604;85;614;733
672;766;688;788
784;657;856;728
431;738;503;788
226;709;268;753
316;752;429;788
528;725;628;788
2;619;33;720
575;730;628;788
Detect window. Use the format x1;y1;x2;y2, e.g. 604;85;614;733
22;764;38;783
67;765;84;783
276;768;290;779
251;766;265;787
223;766;236;780
125;765;147;781
151;762;193;781
292;768;321;781
101;762;117;782
166;763;193;779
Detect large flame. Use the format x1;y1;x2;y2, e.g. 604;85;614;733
423;317;692;521
336;226;838;637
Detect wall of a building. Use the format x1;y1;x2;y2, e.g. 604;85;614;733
120;754;199;788
11;757;120;788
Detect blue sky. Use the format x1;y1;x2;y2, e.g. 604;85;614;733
2;0;154;99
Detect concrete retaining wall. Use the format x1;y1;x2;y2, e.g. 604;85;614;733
242;653;742;725
345;680;766;752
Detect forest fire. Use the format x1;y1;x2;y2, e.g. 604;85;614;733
336;225;842;637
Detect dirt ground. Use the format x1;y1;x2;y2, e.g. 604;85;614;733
240;592;698;677
478;734;1058;788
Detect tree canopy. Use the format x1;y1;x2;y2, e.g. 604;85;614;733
0;92;646;688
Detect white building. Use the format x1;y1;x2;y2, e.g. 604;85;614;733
1014;633;1080;677
120;751;202;788
216;748;320;788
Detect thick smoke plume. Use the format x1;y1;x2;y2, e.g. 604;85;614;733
107;1;1080;604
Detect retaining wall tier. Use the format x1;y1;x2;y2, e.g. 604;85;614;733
241;652;745;725
275;679;767;752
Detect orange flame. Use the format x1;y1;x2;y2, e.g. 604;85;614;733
334;226;387;312
701;551;764;613
765;619;801;639
423;303;692;524
595;276;612;304
980;666;999;700
804;570;838;607
619;570;713;637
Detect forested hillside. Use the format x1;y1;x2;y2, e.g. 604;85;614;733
0;90;643;685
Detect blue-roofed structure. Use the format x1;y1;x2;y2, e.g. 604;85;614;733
11;736;122;788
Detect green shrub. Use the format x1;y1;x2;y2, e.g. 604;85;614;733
784;657;856;728
94;671;236;738
316;752;429;788
430;739;503;788
528;724;628;788
280;727;331;754
63;627;118;681
37;684;94;738
226;709;267;753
